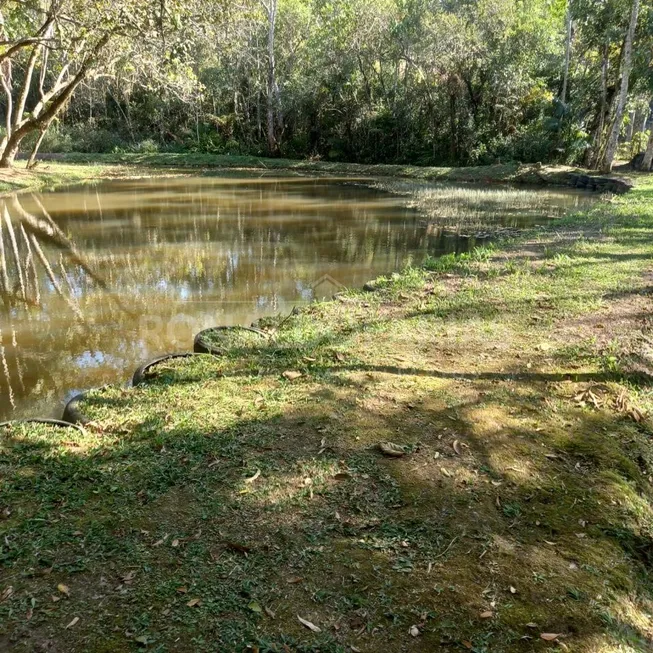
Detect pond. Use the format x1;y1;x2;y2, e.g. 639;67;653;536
0;173;596;420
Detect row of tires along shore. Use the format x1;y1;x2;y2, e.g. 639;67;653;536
0;325;266;434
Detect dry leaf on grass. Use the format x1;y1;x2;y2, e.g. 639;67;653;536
408;625;420;637
264;606;276;619
186;598;201;607
452;440;462;455
614;390;646;422
574;388;603;409
282;370;303;381
152;533;169;547
244;469;261;484
297;615;321;632
286;576;303;584
1;586;13;602
224;541;252;554
540;633;563;641
65;617;79;629
57;584;70;597
480;611;494;619
378;442;407;457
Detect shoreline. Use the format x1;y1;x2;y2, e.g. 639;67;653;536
1;166;652;651
0;153;638;197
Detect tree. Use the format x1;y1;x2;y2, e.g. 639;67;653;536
0;0;194;167
600;0;640;172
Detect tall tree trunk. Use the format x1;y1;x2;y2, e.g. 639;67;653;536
601;0;640;173
26;124;49;169
586;43;609;168
264;0;280;156
641;132;653;171
561;5;572;105
642;99;653;170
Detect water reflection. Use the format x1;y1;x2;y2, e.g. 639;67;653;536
0;174;595;420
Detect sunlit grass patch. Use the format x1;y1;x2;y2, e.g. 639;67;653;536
3;172;653;652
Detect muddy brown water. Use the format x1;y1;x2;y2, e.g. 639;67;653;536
0;173;596;420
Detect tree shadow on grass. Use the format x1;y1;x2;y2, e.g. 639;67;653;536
2;350;653;652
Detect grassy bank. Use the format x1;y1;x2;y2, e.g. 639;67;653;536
0;152;611;197
2;173;653;652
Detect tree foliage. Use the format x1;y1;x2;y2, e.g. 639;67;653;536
1;0;652;168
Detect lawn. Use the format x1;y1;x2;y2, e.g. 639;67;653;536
1;170;653;652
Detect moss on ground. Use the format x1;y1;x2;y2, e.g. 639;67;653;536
2;172;653;652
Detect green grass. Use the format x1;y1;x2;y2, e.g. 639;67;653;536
2;171;653;652
3;152;599;193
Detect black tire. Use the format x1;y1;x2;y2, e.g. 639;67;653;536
193;326;266;355
62;392;92;425
0;418;85;434
132;353;209;386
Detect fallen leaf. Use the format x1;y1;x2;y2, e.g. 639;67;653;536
153;533;169;547
440;467;452;477
286;576;303;584
378;441;406;457
1;586;13;603
525;622;538;628
248;601;263;613
297;615;321;632
462;642;473;650
187;598;201;607
540;633;563;641
134;635;149;646
510;586;517;594
244;469;261;484
171;539;180;548
176;586;188;594
453;440;462;455
282;370;303;381
480;611;494;619
409;625;420;637
57;584;70;597
224;541;251;554
66;617;79;629
264;606;276;619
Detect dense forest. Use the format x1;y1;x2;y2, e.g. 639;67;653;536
1;0;652;170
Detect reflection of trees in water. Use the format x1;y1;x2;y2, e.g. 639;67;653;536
0;193;116;414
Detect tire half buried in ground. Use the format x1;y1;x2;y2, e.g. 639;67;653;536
62;392;92;425
132;353;212;386
0;418;85;434
194;326;266;355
